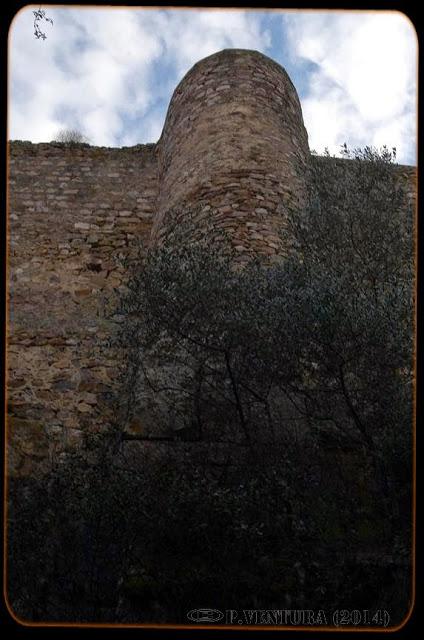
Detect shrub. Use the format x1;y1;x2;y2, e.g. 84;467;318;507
53;129;90;145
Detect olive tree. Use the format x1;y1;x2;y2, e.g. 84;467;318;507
117;146;414;471
116;217;310;455
284;146;414;520
115;143;414;579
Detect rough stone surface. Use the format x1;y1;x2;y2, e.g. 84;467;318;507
6;49;416;475
151;49;310;260
7;142;158;473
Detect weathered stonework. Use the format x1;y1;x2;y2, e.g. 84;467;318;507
152;49;310;262
7;143;158;473
6;49;416;474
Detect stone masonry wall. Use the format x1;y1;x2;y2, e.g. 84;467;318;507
7;142;158;474
6;49;417;475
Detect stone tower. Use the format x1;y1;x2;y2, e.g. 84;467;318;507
151;49;310;262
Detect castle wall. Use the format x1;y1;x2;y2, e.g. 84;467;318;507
6;50;417;475
7;142;158;473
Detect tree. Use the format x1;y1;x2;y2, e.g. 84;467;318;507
116;212;314;457
53;129;90;145
115;143;414;598
284;145;414;519
117;145;414;476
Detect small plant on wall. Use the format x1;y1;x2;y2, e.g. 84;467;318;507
53;129;90;145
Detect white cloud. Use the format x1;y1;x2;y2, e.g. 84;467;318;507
9;8;164;145
13;8;414;163
284;11;417;164
157;9;271;76
9;7;271;146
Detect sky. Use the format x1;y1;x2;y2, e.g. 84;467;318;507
9;7;417;165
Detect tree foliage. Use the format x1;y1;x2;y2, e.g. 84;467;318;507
118;146;414;471
287;146;414;485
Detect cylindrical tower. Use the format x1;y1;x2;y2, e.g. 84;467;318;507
151;48;310;262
